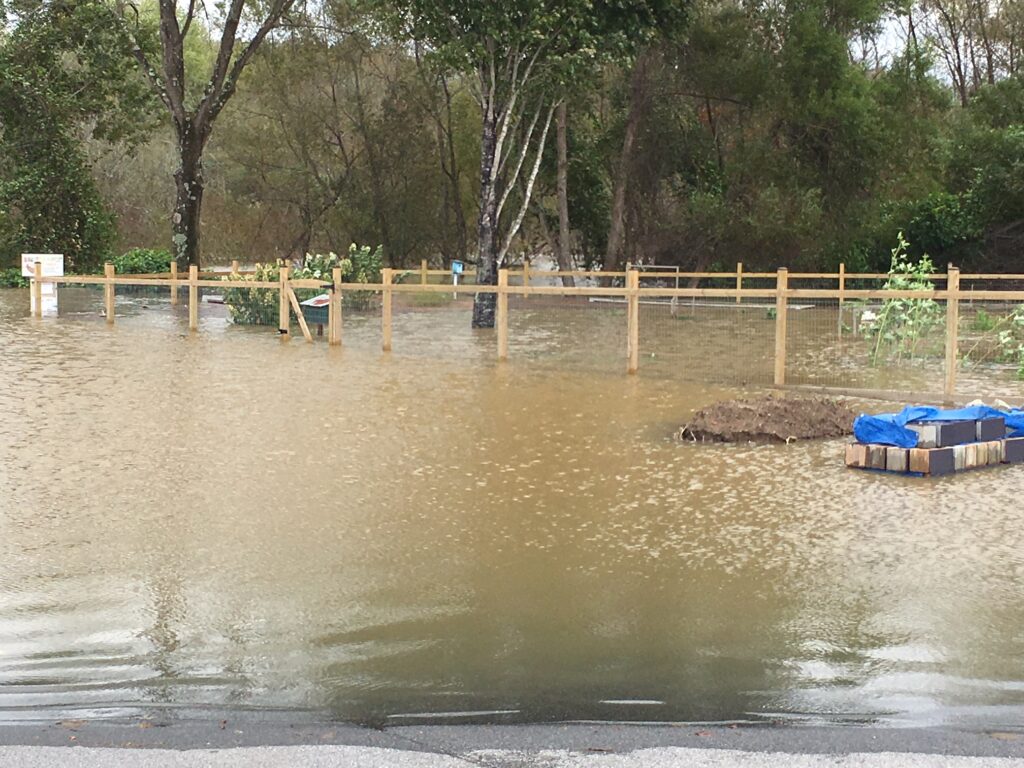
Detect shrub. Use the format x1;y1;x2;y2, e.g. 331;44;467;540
221;245;383;324
0;268;27;288
109;248;172;275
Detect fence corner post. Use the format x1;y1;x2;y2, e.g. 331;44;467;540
170;260;179;306
773;267;789;387
497;268;509;361
104;262;115;324
188;264;198;331
736;261;743;304
945;265;961;402
627;268;640;374
382;267;393;352
32;261;43;318
278;264;290;338
329;266;342;346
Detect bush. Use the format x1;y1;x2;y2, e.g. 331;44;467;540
0;268;27;288
109;248;172;275
221;245;383;324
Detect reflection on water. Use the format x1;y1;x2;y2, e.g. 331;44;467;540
2;287;1024;728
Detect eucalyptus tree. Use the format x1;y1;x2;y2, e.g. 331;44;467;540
120;0;300;267
384;0;686;327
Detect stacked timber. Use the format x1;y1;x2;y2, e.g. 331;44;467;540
846;415;1024;476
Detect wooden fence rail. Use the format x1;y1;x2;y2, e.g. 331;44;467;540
26;260;1024;403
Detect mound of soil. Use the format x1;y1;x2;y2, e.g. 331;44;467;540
679;395;857;443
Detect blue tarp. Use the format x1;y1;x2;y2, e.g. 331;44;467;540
853;405;1024;448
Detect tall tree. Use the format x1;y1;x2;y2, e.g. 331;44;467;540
0;0;155;270
384;0;686;327
121;0;298;267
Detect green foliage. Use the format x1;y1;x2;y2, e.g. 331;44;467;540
0;0;157;271
222;245;383;324
0;268;27;288
110;248;172;275
861;233;943;364
971;308;997;332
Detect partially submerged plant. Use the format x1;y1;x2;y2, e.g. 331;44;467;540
222;245;383;324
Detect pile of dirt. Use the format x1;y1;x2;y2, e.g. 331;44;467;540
679;395;857;443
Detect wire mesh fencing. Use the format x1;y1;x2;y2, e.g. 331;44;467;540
957;298;1024;401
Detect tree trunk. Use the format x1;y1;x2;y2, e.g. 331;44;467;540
555;102;575;288
472;102;499;328
173;136;204;268
603;51;650;277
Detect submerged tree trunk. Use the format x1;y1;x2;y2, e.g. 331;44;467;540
173;135;204;268
472;100;499;328
555;102;575;288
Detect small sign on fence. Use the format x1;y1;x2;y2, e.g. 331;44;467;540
21;253;63;317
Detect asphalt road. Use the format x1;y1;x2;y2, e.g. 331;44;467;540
2;721;1024;766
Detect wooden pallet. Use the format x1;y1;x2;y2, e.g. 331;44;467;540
846;437;1024;476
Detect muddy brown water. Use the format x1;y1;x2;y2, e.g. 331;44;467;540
2;286;1024;729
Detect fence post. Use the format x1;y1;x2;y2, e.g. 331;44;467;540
382;267;393;352
837;262;846;337
627;268;640;374
522;257;530;298
736;262;743;305
773;268;789;387
329;266;342;346
32;261;43;318
188;264;198;331
170;261;179;306
420;259;427;286
945;266;961;401
497;268;509;361
279;265;290;337
104;262;115;324
231;260;240;276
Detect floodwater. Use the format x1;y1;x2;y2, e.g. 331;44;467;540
2;286;1024;730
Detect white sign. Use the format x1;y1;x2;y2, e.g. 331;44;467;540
21;253;63;317
21;253;64;278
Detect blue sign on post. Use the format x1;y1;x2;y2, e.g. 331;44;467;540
451;260;465;275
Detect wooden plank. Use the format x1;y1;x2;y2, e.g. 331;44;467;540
886;447;909;473
965;443;979;469
421;259;427;285
104;263;115;324
845;443;867;468
286;287;313;342
736;262;742;304
188;265;198;331
909;448;931;474
774;269;788;387
953;445;967;471
977;441;989;466
988;440;1004;464
945;267;960;400
497;269;509;361
170;261;178;305
866;445;888;469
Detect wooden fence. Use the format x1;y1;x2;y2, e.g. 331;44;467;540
27;260;1024;403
